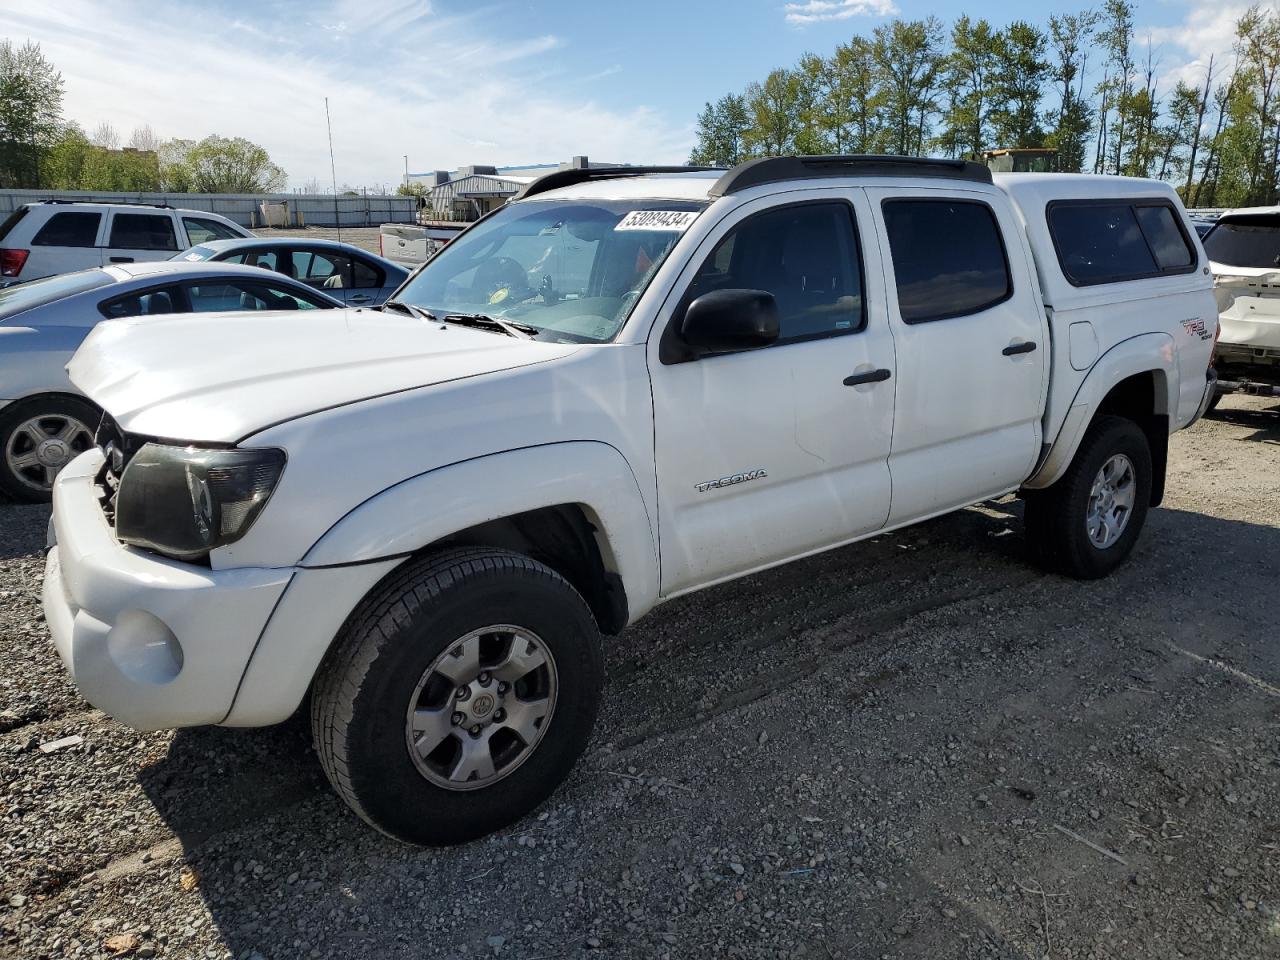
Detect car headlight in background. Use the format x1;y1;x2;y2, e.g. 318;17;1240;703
115;444;286;560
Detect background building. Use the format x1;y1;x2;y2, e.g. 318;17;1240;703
409;156;627;223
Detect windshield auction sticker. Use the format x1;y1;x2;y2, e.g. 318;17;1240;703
615;210;699;232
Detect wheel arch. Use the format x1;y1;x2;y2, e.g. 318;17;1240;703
224;442;657;728
1025;333;1175;501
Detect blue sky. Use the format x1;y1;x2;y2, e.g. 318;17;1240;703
0;0;1254;188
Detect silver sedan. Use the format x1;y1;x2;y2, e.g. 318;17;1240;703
0;261;342;501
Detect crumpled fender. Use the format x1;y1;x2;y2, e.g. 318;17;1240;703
1023;333;1175;490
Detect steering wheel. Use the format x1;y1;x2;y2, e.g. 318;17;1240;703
472;256;530;305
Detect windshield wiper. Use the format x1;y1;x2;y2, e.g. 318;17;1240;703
382;299;438;321
441;313;539;339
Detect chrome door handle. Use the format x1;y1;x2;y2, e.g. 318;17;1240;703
1002;341;1037;356
843;368;892;386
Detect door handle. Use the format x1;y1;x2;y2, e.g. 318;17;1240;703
1002;340;1037;356
109;256;134;263
843;368;892;386
348;294;373;304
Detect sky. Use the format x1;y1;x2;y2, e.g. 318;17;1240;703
0;0;1266;190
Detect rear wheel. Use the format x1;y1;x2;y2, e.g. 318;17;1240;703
1024;415;1152;579
311;547;604;846
0;396;99;502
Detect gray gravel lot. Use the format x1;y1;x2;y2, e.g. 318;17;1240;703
2;398;1278;960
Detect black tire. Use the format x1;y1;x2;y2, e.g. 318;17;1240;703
1204;391;1222;415
1024;415;1152;580
0;395;100;503
311;547;604;846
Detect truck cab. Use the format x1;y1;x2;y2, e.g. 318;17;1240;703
43;156;1216;846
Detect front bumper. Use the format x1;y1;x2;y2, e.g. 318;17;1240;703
42;449;293;730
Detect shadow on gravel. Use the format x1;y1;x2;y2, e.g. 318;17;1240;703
128;499;1280;960
1207;399;1280;443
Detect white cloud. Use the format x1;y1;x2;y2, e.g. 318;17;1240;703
1144;1;1255;90
783;0;898;25
0;0;692;189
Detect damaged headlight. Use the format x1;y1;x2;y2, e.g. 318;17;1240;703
115;444;286;560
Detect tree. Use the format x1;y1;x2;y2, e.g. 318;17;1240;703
128;124;161;153
744;69;804;156
991;21;1050;149
90;120;119;149
873;17;945;156
1046;10;1099;172
689;93;750;166
175;135;287;193
0;40;64;188
1096;0;1135;174
942;16;1000;158
826;37;885;154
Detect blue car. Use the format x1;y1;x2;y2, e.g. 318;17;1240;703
173;237;410;306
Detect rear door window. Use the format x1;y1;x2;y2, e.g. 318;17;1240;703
182;216;241;244
32;212;101;247
882;199;1012;323
1048;200;1197;285
351;256;383;289
293;250;351;291
99;286;185;319
109;213;179;251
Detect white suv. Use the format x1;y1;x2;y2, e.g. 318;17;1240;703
44;157;1216;846
0;201;251;285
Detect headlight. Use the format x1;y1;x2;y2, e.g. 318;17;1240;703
116;444;286;560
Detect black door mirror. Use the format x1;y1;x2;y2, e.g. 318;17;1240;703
680;288;780;355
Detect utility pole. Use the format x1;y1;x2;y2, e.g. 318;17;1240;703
403;155;409;188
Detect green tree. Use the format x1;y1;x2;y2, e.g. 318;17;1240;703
172;135;287;193
825;37;885;153
873;17;945;156
689;93;750;166
991;21;1050;149
0;40;64;188
942;16;1000;158
744;69;804;155
1046;10;1099;172
1095;0;1135;174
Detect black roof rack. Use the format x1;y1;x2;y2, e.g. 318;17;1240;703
514;165;721;200
709;155;992;196
35;198;175;210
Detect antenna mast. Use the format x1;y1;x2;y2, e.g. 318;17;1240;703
325;97;342;243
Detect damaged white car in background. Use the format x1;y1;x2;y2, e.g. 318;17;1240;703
1204;207;1280;408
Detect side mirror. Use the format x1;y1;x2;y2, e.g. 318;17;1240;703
680;288;780;355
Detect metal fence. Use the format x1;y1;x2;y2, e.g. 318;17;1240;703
0;189;418;227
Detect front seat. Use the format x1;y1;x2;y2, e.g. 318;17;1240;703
323;273;345;291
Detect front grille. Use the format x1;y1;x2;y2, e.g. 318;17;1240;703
93;414;147;524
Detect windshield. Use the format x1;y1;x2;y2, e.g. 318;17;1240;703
171;245;217;262
1204;215;1280;269
392;199;707;343
0;270;113;320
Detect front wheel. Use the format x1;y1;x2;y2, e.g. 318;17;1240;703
1024;415;1152;579
311;547;604;845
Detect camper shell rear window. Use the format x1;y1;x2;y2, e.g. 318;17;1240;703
1047;199;1198;287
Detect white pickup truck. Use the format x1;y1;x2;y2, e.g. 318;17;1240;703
43;157;1216;846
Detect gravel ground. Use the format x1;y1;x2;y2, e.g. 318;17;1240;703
2;397;1278;960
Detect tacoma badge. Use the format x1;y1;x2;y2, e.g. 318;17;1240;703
695;469;767;493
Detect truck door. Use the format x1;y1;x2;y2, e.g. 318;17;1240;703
648;190;895;595
864;186;1048;524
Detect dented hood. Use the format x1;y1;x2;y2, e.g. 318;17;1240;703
68;308;579;442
